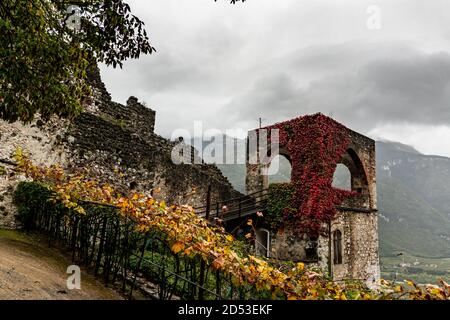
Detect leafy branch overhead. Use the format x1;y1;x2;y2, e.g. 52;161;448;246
0;0;244;123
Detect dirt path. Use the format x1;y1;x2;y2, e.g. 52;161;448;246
0;230;123;300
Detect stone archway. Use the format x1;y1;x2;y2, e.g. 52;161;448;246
245;113;379;283
339;148;369;194
245;117;376;210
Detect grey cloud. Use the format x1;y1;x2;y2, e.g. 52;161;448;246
223;45;450;133
358;53;450;124
99;0;450;158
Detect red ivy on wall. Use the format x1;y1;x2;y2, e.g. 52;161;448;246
261;113;357;236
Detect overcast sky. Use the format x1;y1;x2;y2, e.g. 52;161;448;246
100;0;450;157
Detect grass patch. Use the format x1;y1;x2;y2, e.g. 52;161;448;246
0;229;34;244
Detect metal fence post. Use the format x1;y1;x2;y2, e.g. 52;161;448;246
95;216;108;276
198;185;211;300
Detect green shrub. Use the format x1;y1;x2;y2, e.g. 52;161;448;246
13;182;57;230
266;183;296;229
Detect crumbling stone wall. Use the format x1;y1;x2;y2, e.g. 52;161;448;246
269;228;325;263
0;118;69;228
84;66;156;139
0;180;18;229
66;111;239;205
0;66;241;228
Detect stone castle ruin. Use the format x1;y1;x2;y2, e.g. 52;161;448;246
0;66;241;228
245;117;380;285
0;66;379;286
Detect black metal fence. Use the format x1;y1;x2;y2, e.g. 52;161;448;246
16;182;265;300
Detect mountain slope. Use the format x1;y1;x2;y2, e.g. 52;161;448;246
376;141;450;258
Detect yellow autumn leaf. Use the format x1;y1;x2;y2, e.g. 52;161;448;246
74;206;86;215
362;293;372;300
405;280;415;287
132;194;139;201
171;241;184;254
211;256;225;270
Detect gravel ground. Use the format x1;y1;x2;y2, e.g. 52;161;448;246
0;230;123;300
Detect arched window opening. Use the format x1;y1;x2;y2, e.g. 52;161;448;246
255;228;270;258
268;154;291;184
332;164;352;191
333;230;343;265
339;148;369;195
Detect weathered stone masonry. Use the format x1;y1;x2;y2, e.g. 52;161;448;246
0;66;241;228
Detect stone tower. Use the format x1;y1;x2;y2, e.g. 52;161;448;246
245;114;380;286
